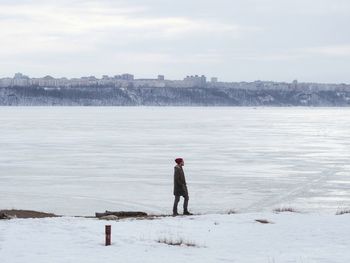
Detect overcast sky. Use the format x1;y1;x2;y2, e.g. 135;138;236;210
1;0;349;83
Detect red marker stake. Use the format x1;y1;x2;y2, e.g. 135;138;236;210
105;225;111;246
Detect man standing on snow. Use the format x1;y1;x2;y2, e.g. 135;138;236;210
173;158;192;216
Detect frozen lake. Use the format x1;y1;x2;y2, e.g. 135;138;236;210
1;107;350;216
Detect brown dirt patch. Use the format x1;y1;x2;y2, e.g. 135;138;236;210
0;209;59;219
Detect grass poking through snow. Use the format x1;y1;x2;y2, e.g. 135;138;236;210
273;207;298;213
157;237;198;247
336;209;350;215
227;209;237;215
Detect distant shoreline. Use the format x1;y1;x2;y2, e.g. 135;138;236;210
1;86;350;106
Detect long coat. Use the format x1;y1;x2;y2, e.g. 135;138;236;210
173;165;188;196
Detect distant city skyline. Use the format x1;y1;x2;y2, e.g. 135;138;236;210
1;0;350;83
1;72;349;85
0;72;212;88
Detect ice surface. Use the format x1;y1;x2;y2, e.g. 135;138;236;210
1;107;350;215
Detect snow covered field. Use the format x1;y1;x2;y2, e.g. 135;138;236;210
1;107;350;262
1;107;350;215
1;213;350;263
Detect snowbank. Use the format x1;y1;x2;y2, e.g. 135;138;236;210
1;212;349;263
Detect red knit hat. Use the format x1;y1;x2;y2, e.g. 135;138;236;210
175;158;183;164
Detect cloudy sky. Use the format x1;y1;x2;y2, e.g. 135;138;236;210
1;0;349;83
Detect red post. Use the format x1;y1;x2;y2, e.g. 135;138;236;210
105;225;111;246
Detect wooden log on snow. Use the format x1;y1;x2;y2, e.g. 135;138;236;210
95;211;148;218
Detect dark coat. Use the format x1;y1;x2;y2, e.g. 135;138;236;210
173;165;188;196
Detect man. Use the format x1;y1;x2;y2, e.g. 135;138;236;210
173;158;192;216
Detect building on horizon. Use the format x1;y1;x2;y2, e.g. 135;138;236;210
183;75;207;87
211;77;218;83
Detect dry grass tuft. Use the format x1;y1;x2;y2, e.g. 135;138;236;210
227;209;237;215
273;207;298;213
157;237;197;247
336;209;350;215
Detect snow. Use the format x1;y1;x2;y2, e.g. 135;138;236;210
1;107;350;216
1;213;350;263
1;107;350;262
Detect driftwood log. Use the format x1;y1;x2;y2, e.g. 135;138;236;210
95;211;148;218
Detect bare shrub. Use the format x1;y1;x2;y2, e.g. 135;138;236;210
157;237;197;247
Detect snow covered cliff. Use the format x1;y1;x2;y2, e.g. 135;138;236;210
1;84;350;106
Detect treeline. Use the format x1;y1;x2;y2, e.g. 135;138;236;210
0;85;350;106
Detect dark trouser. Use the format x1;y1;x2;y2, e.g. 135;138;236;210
173;195;189;214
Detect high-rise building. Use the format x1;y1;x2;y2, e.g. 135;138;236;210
13;73;30;86
121;74;134;81
183;75;207;87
